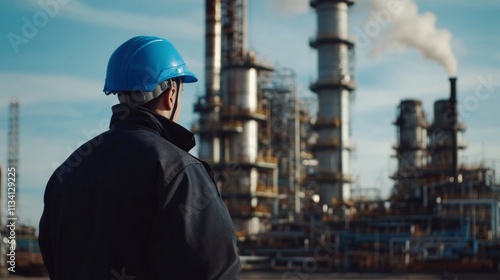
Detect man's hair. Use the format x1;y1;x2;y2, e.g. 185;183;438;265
141;78;181;111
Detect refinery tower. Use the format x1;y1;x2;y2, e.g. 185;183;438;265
195;0;358;233
309;0;356;206
194;0;278;236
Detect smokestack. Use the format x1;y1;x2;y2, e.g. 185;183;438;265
449;77;458;187
449;77;457;104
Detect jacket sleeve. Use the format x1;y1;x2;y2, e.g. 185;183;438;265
147;162;241;280
38;172;57;279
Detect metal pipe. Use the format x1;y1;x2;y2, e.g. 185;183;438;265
241;0;247;58
442;199;498;240
440;198;497;205
294;73;301;214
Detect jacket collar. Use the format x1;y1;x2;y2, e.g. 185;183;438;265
110;104;195;152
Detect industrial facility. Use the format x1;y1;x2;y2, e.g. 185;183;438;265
0;0;499;276
193;0;500;272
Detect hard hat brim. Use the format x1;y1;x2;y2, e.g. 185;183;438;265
180;72;198;83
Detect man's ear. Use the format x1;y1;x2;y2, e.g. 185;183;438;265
163;87;176;110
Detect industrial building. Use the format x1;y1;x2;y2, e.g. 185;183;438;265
0;0;498;275
193;0;500;272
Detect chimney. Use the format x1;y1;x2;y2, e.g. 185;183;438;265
449;77;458;187
449;77;457;104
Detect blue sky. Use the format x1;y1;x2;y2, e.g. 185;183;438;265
0;0;499;228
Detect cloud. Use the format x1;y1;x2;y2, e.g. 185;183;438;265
65;1;201;39
25;0;202;41
267;0;309;16
0;72;106;108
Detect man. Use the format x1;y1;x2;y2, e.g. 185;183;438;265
39;36;241;279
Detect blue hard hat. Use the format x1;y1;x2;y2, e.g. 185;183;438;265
103;36;197;95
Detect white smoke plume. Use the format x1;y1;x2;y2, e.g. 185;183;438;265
370;0;457;75
267;0;309;16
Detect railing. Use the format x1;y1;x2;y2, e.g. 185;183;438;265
221;185;277;196
253;205;272;214
393;116;427;127
392;142;426;150
221;107;268;119
225;155;277;165
221;186;250;195
310;140;357;150
226;204;272;215
257;156;278;164
311;139;340;150
313;170;356;182
256;184;277;195
313;117;341;128
193;96;222;112
310;76;356;90
428;122;467;131
310;0;356;8
191;120;243;133
309;33;355;47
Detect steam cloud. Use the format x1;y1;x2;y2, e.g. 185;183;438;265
370;0;457;75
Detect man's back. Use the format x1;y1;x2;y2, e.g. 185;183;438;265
39;106;241;279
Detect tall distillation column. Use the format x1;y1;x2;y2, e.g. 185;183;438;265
194;0;223;163
195;0;278;238
221;0;277;236
428;78;466;183
309;0;356;206
392;100;427;199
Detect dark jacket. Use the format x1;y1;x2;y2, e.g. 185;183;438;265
39;104;241;279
